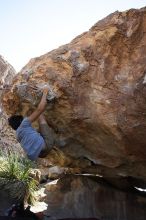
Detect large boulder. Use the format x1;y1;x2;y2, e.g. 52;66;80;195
2;8;146;179
43;175;146;220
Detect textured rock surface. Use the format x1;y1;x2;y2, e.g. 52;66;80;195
2;8;146;180
44;175;146;220
0;55;15;95
0;56;22;152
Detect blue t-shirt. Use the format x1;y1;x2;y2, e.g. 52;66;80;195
16;117;45;160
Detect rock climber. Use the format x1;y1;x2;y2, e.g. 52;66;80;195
8;86;56;161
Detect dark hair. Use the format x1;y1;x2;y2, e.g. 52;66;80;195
8;115;23;130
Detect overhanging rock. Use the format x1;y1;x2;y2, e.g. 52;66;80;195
44;175;146;220
2;8;146;179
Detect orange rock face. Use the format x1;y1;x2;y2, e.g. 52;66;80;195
2;8;146;178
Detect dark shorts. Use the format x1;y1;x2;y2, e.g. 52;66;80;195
39;124;56;158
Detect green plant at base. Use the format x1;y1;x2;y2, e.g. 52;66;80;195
0;150;38;205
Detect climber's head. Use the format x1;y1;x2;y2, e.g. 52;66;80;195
8;115;23;130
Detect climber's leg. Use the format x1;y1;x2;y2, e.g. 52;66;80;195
38;114;56;157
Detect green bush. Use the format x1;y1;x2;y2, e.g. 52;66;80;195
0;150;38;204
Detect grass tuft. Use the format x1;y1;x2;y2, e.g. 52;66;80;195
0;150;38;205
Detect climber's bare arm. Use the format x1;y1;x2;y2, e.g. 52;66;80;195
28;87;49;123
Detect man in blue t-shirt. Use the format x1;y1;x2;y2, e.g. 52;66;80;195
8;87;56;161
